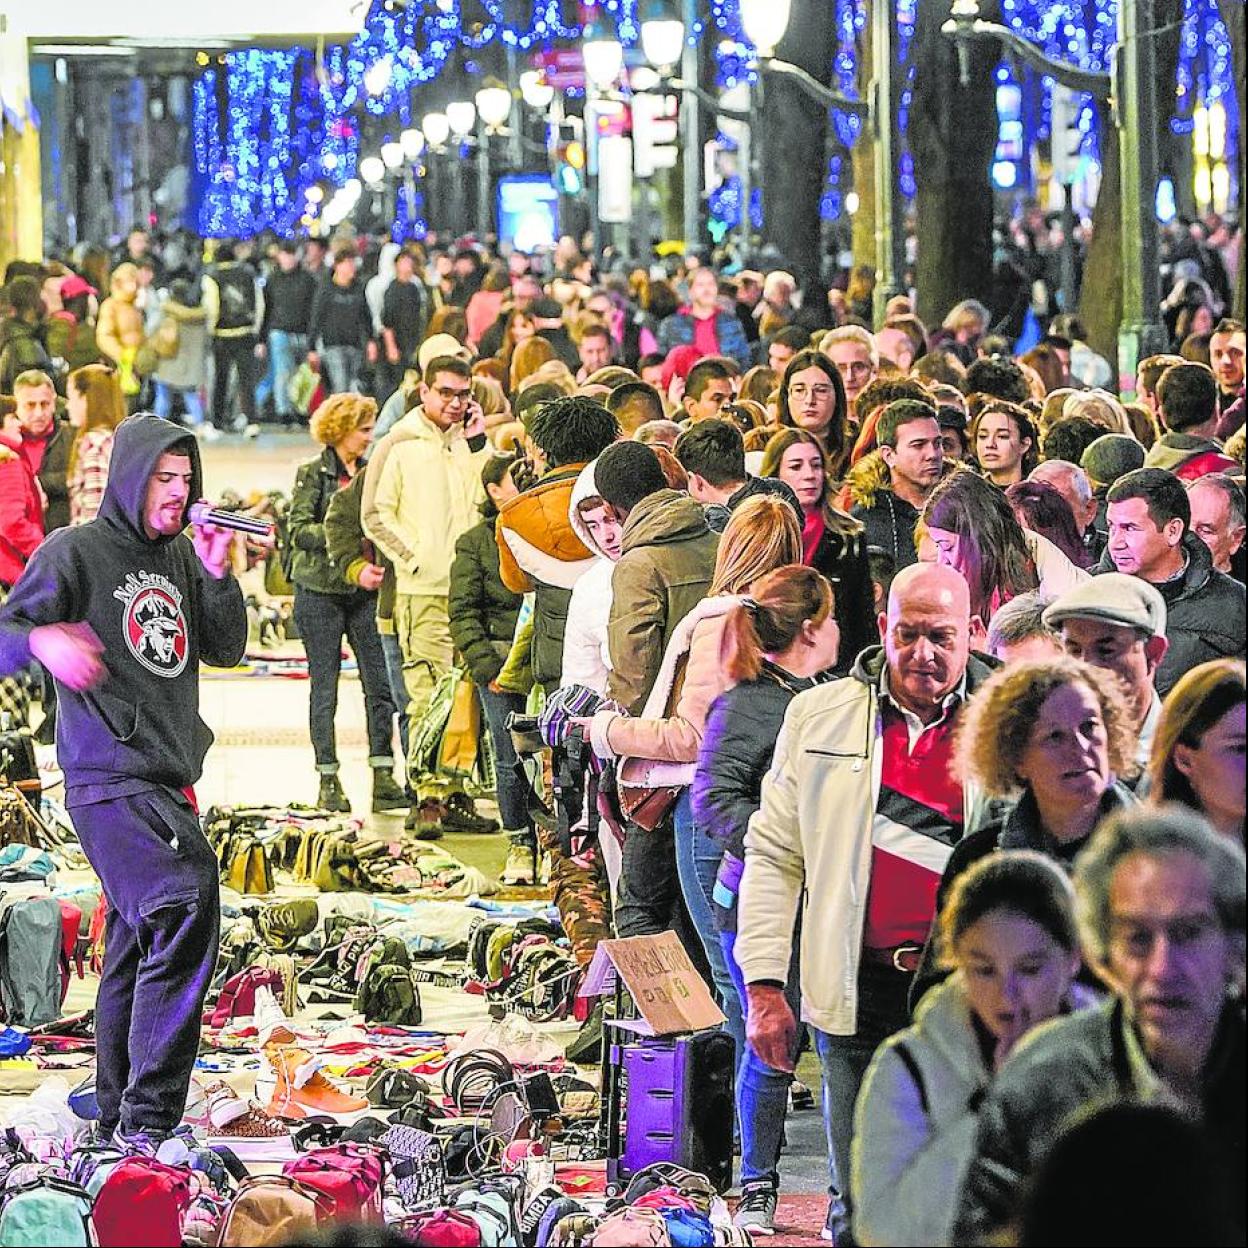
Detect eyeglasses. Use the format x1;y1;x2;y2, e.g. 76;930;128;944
434;386;471;404
788;383;835;401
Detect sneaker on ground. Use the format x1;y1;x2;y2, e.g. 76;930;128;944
500;832;537;886
440;791;499;835
229;414;249;434
112;1126;173;1155
252;984;297;1046
197;425;222;442
734;1179;779;1234
202;1083;294;1159
243;423;261;439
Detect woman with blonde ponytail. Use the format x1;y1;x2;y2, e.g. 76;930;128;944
692;565;842;1231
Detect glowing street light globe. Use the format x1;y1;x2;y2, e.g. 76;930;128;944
400;128;426;160
582;26;624;91
739;0;791;56
359;155;386;184
519;70;554;110
475;84;512;130
380;141;404;169
446;100;477;138
640;12;684;71
421;112;451;148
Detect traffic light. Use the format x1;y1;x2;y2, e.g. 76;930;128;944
555;120;585;196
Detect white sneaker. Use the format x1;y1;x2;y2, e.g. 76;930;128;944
252;985;296;1046
500;833;537;886
229;414;249;434
197;424;222;442
243;422;261;439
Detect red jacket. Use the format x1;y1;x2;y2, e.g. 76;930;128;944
0;431;44;587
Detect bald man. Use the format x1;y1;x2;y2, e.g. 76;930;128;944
732;563;996;1238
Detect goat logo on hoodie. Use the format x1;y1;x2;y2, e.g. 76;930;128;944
114;571;189;678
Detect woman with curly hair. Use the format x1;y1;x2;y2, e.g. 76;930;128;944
288;393;405;815
1148;658;1245;843
939;657;1139;929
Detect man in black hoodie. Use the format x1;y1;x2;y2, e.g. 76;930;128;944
0;416;248;1148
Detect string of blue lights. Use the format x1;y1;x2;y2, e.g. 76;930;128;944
191;0;1237;239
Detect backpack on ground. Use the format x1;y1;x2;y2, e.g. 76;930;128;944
393;1207;483;1246
216;1176;331;1246
281;1143;384;1222
0;895;63;1028
0;1176;94;1246
91;1156;191;1248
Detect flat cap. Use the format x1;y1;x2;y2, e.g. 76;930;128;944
1043;572;1167;638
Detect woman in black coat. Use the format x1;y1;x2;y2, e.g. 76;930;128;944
691;565;841;1226
447;454;531;879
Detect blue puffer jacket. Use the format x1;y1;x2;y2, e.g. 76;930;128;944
656;310;752;369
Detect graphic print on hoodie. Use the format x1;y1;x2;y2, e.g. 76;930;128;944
0;415;248;805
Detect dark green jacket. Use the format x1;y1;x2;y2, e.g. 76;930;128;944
288;447;358;595
449;512;523;686
323;471;396;620
0;318;54;395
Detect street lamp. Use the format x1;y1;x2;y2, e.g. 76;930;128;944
640;0;684;73
519;70;554;111
582;24;624;92
475;82;513;132
400;128;425;161
421;112;451;149
380;140;404;170
359;154;386;185
447;100;477;140
941;0;1164;383
739;0;792;59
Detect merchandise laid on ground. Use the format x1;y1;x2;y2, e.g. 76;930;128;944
0;723;824;1246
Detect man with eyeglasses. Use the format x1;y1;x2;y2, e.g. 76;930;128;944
363;354;491;833
821;325;879;425
955;807;1246;1244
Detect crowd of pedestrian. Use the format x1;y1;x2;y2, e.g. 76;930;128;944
1;213;1245;1244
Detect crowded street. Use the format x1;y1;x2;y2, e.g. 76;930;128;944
0;0;1244;1244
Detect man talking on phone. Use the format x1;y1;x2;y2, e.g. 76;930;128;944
0;414;248;1150
362;355;492;833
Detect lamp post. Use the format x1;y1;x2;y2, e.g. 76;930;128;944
941;0;1165;384
582;23;624;264
447;101;476;237
399;128;425;238
422;112;451;233
475;83;513;242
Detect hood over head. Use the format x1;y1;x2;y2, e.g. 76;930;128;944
98;413;203;545
569;460;607;555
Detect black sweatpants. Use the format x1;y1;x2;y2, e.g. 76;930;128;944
211;335;257;429
70;786;220;1135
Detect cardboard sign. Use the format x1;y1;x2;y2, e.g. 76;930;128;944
579;930;726;1035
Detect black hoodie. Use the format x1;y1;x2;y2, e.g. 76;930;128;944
0;415;247;805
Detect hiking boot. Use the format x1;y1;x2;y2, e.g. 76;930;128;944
500;832;537;886
261;1043;369;1118
371;768;409;813
734;1179;779;1234
440;790;499;834
317;774;351;814
404;797;446;840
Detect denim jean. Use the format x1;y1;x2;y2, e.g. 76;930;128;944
211;335;257;429
153;382;204;427
292;585;396;772
378;629;410;760
674;791;744;1065
478;684;529;832
812;964;913;1241
722;926;803;1186
319;344;362;395
268;330;307;418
